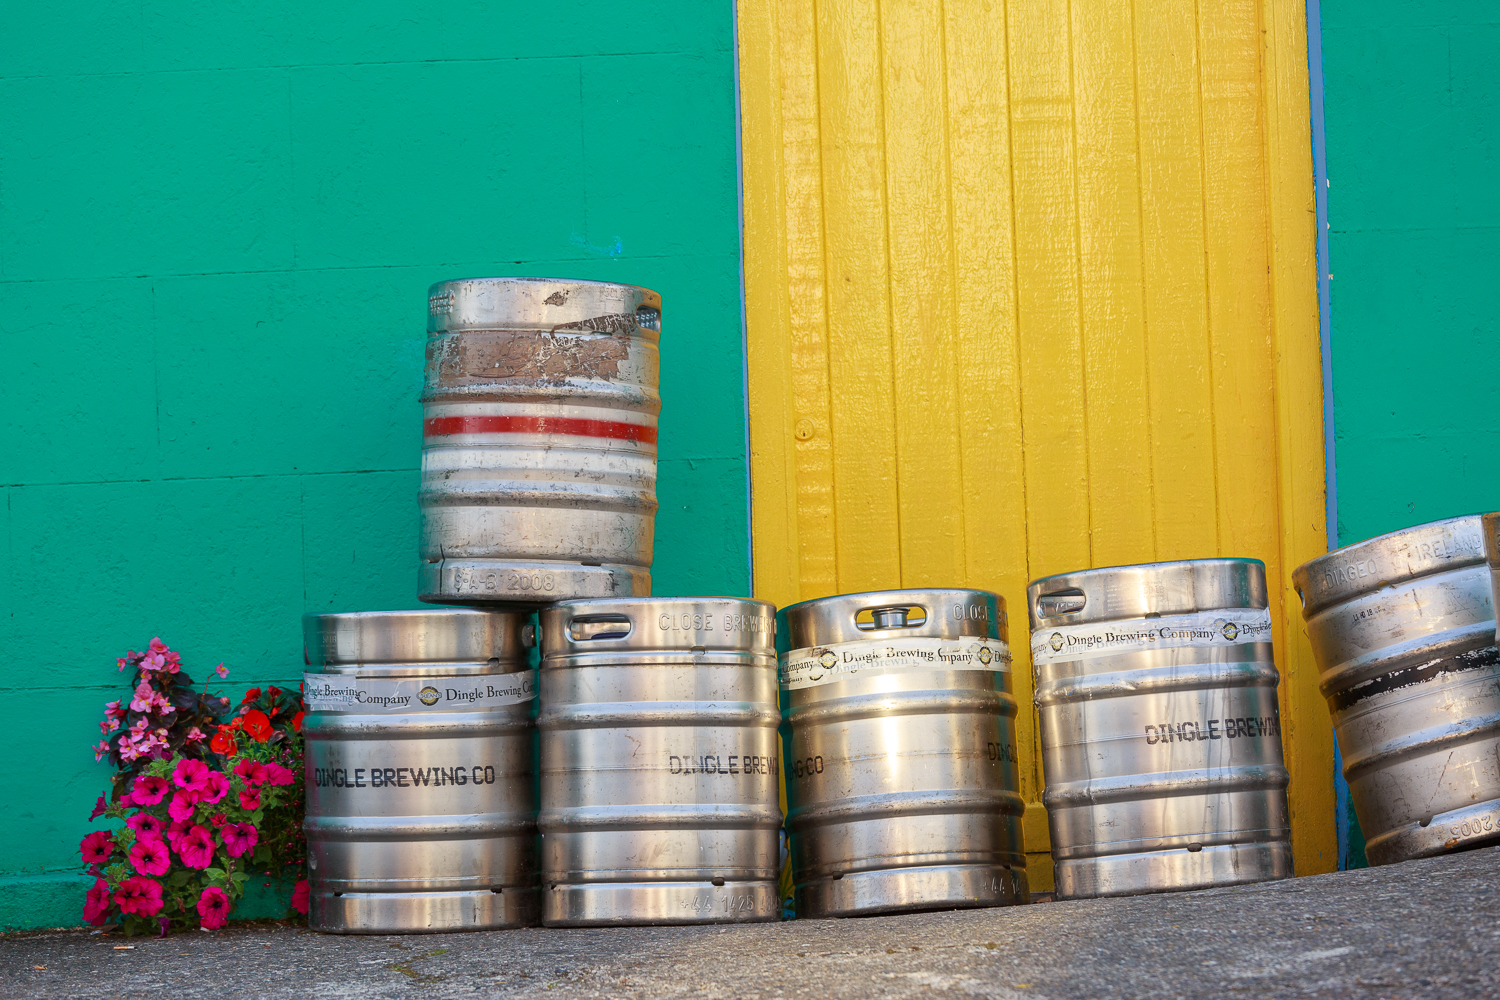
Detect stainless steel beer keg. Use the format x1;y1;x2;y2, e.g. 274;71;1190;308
538;597;781;926
780;589;1027;918
419;277;660;606
1029;560;1293;899
302;609;538;933
1295;515;1500;864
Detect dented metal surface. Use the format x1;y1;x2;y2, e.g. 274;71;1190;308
1028;560;1293;899
302;609;539;933
1295;514;1500;865
419;277;661;607
537;598;781;926
779;589;1028;918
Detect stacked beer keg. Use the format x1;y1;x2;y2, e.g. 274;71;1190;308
301;275;1500;934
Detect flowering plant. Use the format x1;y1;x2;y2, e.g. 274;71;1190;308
82;640;309;934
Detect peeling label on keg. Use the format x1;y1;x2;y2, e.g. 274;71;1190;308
779;636;1009;691
1029;609;1273;665
302;672;535;712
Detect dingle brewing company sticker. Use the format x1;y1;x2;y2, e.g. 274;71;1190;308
303;672;536;712
779;636;1010;691
1029;608;1273;665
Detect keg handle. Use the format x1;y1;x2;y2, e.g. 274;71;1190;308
1035;589;1087;619
856;605;927;630
569;615;633;641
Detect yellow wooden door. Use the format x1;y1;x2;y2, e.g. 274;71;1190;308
738;0;1333;888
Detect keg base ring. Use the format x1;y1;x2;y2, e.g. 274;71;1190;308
308;886;540;934
1364;797;1500;866
420;559;650;608
1055;841;1293;900
795;863;1029;919
542;880;780;927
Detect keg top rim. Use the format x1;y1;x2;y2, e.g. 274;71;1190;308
427;275;661;300
779;587;1001;617
1027;557;1264;594
546;596;775;612
303;608;524;625
1291;513;1487;616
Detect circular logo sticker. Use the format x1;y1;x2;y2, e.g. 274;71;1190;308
818;650;837;670
1220;621;1240;641
418;686;441;707
1049;632;1065;653
977;645;994;665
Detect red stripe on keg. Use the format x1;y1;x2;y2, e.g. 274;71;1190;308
423;415;657;443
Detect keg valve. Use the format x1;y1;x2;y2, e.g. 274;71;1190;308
871;607;909;629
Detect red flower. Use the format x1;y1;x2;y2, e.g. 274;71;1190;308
80;831;114;865
221;822;259;858
89;793;109;821
268;686;282;700
290;879;310;916
238;787;261;810
129;837;170;877
241;710;272;743
114;876;164;917
210;726;238;757
132;774;170;806
291;711;305;733
241;687;262;705
83;878;112;926
197;886;230;930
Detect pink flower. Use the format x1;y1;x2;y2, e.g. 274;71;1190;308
290;879;310;915
168;790;198;823
80;831;114;865
215;663;229;679
132;774;170;806
129;837;170;876
89;793;109;821
185;726;207;743
237;787;261;810
114;877;163;917
233;760;268;787
173;758;212;794
196;886;230;929
165;819;192;850
92;740;112;762
129;680;156;713
83;878;112;926
221;822;258;858
199;770;230;805
99;718;120;734
177;825;215;869
104;700;126;720
263;763;295;787
127;813;164;838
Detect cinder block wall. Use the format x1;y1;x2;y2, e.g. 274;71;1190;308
0;1;747;928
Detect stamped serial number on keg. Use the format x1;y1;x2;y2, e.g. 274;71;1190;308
452;568;556;594
780;636;1009;690
1448;813;1498;843
681;893;764;914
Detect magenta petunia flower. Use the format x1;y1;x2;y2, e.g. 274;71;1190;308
177;825;215;869
129;837;170;877
172;758;212;794
114;876;164;917
168;789;198;823
199;770;230;805
89;793;109;822
290;878;310;915
80;831;114;865
83;878;112;926
221;822;259;859
196;886;230;930
233;760;268;787
165;819;192;850
263;763;295;787
132;774;170;806
127;813;165;838
237;787;261;810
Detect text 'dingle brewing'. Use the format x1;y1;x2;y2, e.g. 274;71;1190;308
779;589;1028;918
537;598;781;926
302;609;539;933
1296;515;1500;864
1028;560;1293;899
419;277;661;606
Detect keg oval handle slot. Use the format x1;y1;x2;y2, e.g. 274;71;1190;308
569;615;632;641
635;305;662;331
854;605;928;630
1036;589;1086;618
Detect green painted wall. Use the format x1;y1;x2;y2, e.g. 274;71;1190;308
1322;1;1499;865
0;2;747;928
